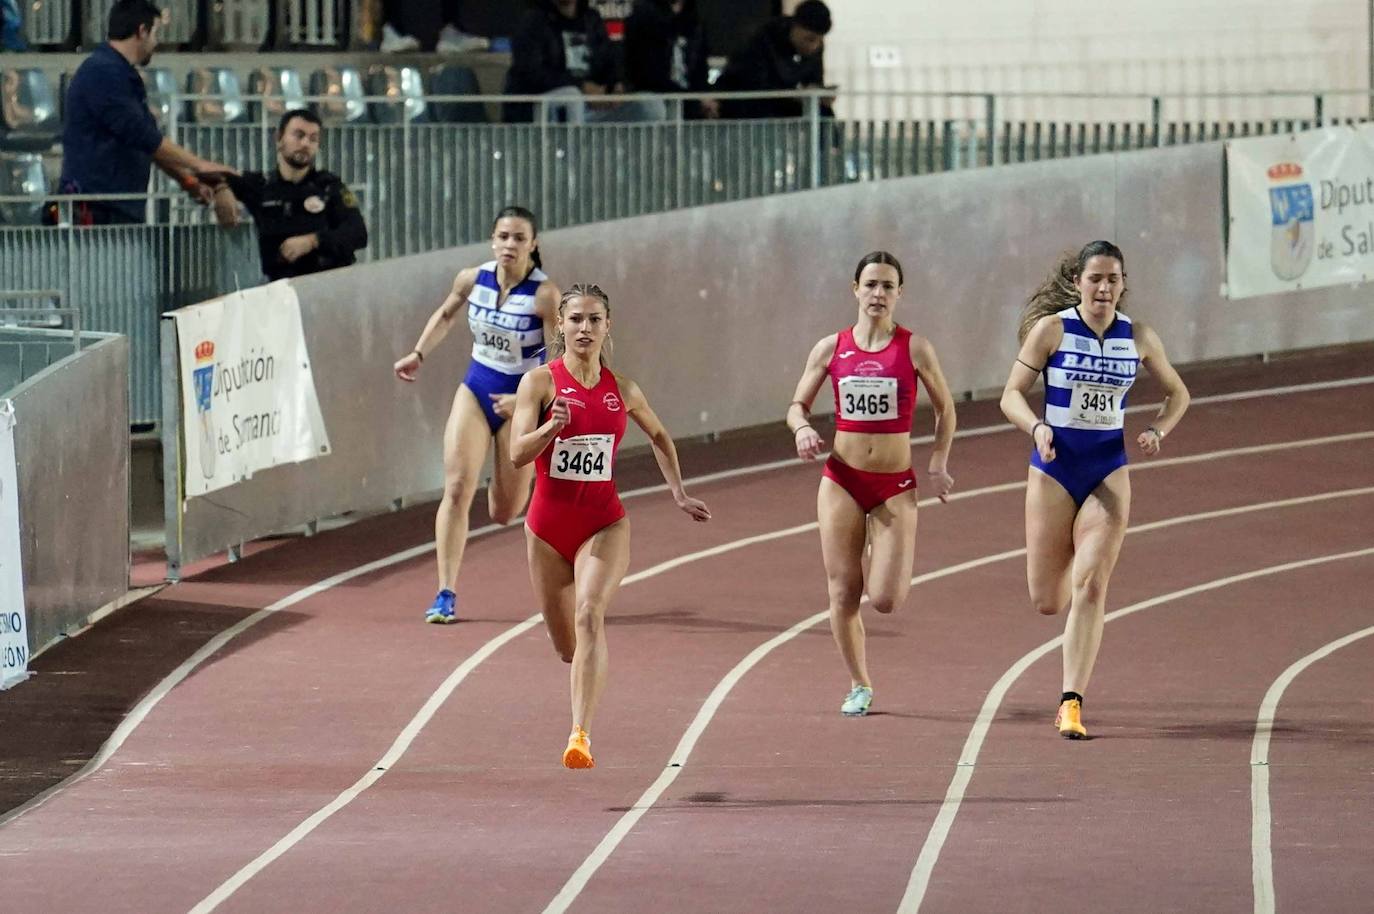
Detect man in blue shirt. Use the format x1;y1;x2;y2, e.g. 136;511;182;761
59;0;235;224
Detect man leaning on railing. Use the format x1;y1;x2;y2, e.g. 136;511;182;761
714;0;833;120
210;109;368;284
55;0;236;225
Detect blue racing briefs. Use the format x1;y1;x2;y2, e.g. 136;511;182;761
1031;430;1128;508
463;360;523;433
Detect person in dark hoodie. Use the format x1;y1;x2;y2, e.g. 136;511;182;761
715;0;833;120
623;0;717;119
504;0;657;123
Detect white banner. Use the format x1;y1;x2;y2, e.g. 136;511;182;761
175;281;332;498
0;399;29;690
1226;126;1374;299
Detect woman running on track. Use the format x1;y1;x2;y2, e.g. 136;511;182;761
394;206;559;624
511;283;711;768
786;251;957;717
1000;240;1190;739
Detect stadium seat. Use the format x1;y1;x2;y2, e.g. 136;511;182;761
141;67;181;127
309;67;368;125
367;65;427;124
0;152;47;225
248;68;307;126
187;68;249;124
21;0;74;48
0;69;60;152
428;65;487;124
208;0;270;51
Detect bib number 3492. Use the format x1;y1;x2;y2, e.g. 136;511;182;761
475;326;520;366
551;434;614;481
838;376;897;421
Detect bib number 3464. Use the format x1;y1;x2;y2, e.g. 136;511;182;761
551;434;614;481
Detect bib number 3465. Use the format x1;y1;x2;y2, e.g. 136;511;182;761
838;376;897;422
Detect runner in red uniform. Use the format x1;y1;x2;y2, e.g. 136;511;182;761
511;283;711;769
786;251;957;717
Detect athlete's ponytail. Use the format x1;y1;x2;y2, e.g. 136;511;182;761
1018;240;1127;342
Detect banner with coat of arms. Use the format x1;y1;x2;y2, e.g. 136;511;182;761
173;281;332;499
1225;126;1374;299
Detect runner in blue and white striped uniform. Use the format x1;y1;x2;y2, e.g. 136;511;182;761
394;206;559;624
1001;241;1191;740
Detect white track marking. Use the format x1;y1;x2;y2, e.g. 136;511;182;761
1250;622;1374;914
543;487;1374;914
898;547;1374;914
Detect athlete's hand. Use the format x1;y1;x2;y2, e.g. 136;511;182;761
489;393;517;419
926;466;954;504
1137;426;1163;456
676;494;712;522
1033;423;1056;463
393;351;422;382
548;396;572;432
795;426;825;461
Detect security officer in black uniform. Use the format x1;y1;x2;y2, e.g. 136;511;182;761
211;108;368;282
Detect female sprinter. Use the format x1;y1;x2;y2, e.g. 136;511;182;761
510;283;712;768
786;251;957;717
394;206;559;624
1000;240;1190;739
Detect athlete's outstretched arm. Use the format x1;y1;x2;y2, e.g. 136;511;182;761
786;334;838;460
1000;315;1062;463
510;367;568;467
622;378;711;522
910;334;957;502
1133;322;1190;456
393;267;478;381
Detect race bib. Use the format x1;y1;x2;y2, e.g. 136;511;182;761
1067;380;1122;429
474;325;520;367
838;376;897;422
551;434;614;482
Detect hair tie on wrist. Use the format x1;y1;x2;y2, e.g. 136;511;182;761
412;349;424;363
1147;425;1163;439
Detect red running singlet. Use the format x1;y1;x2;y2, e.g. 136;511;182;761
525;357;630;563
828;325;919;434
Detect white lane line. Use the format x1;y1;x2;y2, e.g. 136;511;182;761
898;546;1374;914
543;486;1374;914
7;376;1367;833
1251;621;1374;914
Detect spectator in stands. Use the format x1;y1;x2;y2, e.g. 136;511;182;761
504;0;658;123
624;0;718;119
58;0;236;225
1;0;28;51
379;0;488;53
715;0;833;119
211;109;368;282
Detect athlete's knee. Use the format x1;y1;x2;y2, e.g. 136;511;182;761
574;600;606;638
869;591;904;615
441;472;477;505
488;501;521;526
826;577;863;612
1071;569;1110;607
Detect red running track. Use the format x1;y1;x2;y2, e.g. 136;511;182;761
1;353;1372;914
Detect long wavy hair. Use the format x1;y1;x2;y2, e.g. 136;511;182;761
552;283;613;365
1017;240;1127;342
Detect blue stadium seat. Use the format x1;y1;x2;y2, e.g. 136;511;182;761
0;69;60;152
141;67;181;127
309;67;368;126
428;65;488;124
367;65;427;124
187;68;249;124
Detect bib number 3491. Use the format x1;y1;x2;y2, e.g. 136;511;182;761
1068;380;1121;429
551;434;614;481
838;376;897;421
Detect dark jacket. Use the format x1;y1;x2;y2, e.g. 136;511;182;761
504;0;617;96
623;0;709;95
225;167;368;281
715;17;826;119
60;44;165;222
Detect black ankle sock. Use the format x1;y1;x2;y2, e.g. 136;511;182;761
1061;691;1083;705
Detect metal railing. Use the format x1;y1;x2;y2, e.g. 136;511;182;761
3;87;1371;423
0;294;82;394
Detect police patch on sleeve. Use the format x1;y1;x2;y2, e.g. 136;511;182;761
340;187;358;209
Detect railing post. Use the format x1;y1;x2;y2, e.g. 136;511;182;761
402;113;413;256
539;99;551;225
984;93;996;166
1151;96;1162;147
806;92;821;189
1315;93;1325;127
